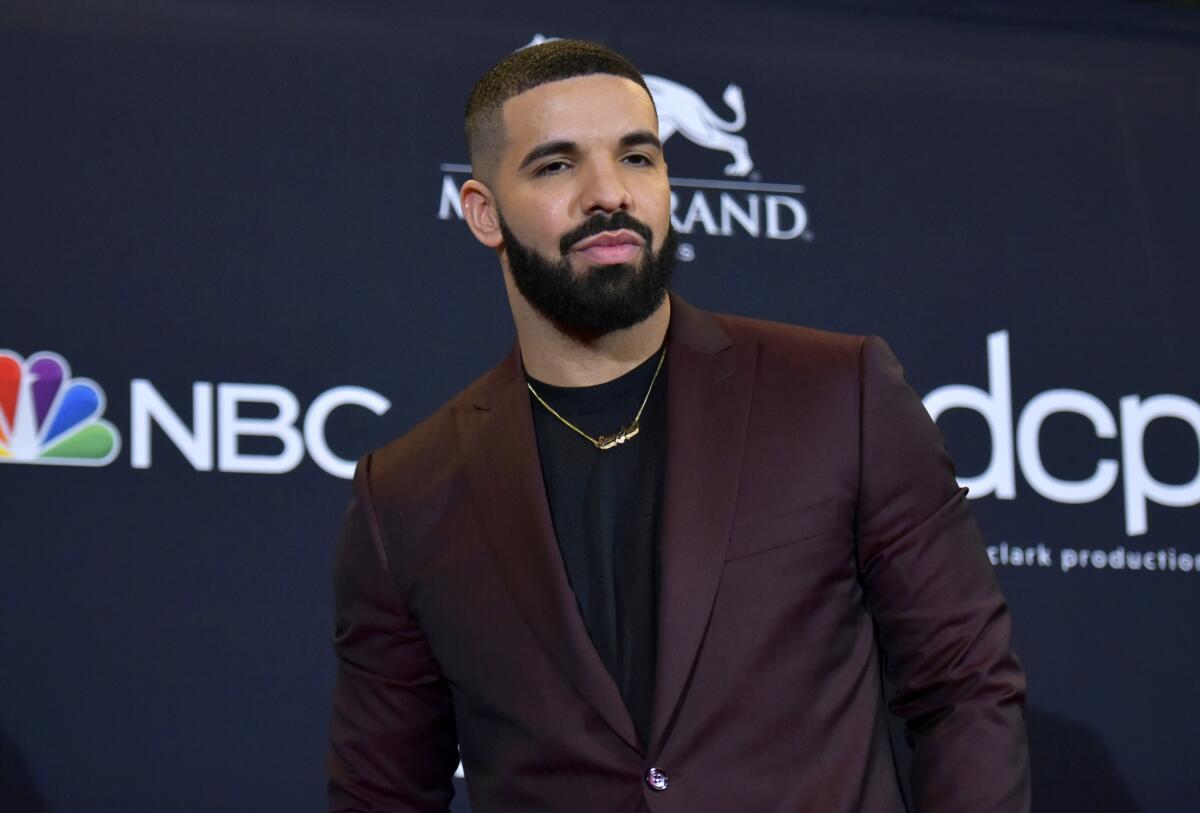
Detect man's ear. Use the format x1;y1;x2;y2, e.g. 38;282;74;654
461;179;504;249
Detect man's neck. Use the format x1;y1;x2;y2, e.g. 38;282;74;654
504;275;671;388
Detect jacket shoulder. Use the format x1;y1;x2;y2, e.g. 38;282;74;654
362;353;510;501
712;310;868;375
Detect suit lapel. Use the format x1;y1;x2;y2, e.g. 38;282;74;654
455;348;642;754
649;295;759;757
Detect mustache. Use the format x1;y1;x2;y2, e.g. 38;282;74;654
559;211;654;256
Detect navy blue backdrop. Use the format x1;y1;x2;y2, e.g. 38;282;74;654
2;1;1198;810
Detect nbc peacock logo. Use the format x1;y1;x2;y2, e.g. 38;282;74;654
0;350;121;466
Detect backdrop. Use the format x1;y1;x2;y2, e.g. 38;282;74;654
3;1;1198;810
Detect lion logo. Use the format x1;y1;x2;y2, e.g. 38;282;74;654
523;35;755;177
644;76;753;177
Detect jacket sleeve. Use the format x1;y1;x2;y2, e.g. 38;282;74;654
327;454;459;812
855;335;1030;813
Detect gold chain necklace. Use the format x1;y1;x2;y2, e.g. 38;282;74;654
526;346;667;450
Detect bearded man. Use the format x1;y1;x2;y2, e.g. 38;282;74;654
327;38;1030;813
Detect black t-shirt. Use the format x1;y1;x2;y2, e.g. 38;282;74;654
527;348;667;744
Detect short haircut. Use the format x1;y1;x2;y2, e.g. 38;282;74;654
464;39;655;182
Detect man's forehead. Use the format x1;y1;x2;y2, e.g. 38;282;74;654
501;74;658;139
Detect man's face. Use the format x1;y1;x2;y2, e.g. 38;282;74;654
489;74;677;333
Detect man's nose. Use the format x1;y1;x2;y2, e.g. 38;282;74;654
580;160;632;215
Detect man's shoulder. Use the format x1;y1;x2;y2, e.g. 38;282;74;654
715;309;860;346
706;307;868;373
362;351;513;489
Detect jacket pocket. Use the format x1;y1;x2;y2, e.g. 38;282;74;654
724;496;841;561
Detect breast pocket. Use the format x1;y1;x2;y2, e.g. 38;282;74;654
724;496;842;561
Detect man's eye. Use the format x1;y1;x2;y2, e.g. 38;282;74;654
536;160;570;176
624;153;653;166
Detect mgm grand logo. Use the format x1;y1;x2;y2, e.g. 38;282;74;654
438;37;811;258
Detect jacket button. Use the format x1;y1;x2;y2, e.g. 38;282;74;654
645;766;669;791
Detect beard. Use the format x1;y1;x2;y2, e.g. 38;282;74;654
499;209;679;335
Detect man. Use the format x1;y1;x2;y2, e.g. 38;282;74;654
328;39;1029;813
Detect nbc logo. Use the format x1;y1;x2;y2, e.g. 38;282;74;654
0;350;121;466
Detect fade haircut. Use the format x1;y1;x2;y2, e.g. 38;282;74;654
464;39;655;183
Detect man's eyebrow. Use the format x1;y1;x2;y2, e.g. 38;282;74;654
518;140;578;172
620;130;662;152
517;131;663;173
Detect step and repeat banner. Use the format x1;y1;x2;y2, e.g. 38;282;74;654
3;2;1197;810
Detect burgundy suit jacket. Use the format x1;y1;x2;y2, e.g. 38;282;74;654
327;294;1030;812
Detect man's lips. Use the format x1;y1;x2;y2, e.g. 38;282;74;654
570;229;645;265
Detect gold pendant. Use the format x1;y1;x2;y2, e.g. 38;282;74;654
594;423;640;450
